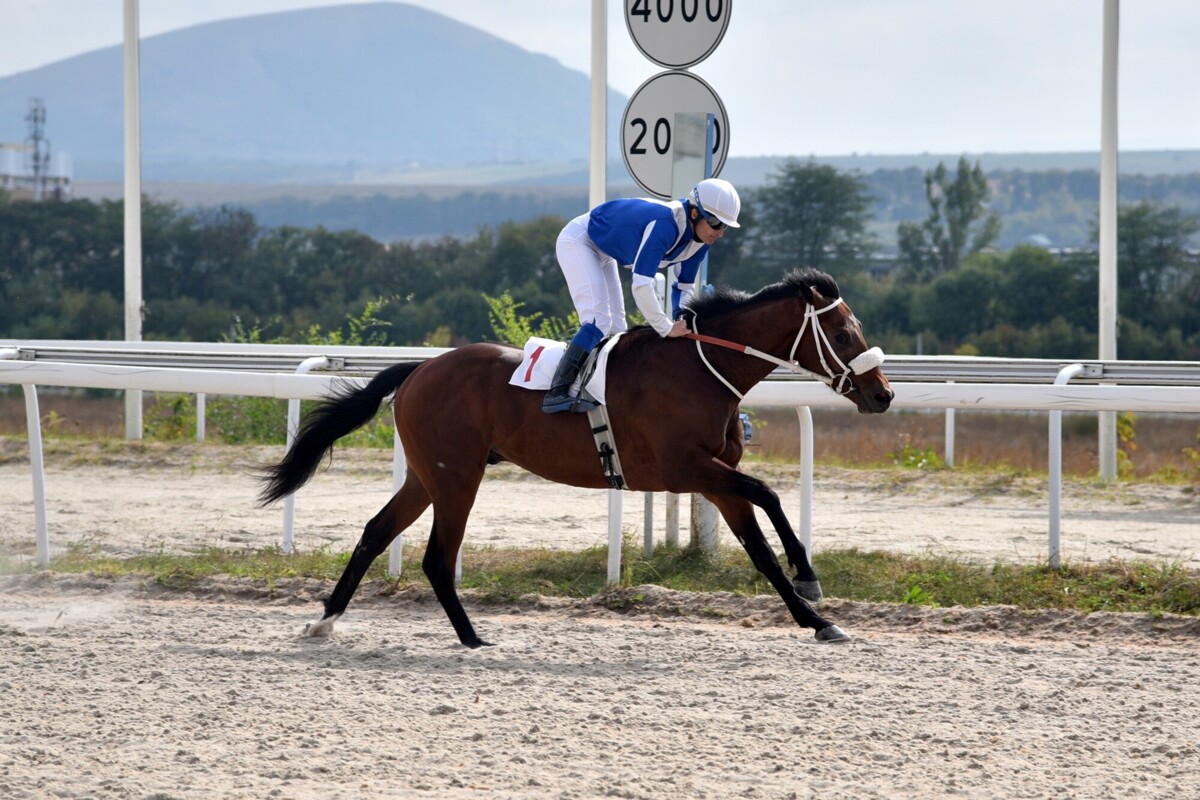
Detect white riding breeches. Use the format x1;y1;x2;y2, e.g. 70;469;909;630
556;215;629;336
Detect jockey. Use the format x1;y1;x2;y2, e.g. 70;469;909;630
542;177;742;414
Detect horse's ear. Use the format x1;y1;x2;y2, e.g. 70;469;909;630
798;282;826;305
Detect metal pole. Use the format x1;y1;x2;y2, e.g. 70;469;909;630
797;406;814;554
388;428;406;577
123;0;144;440
23;386;50;569
1097;0;1120;480
1049;364;1086;568
592;0;624;584
281;357;329;553
607;489;623;585
944;382;956;468
643;493;654;558
589;0;606;209
195;393;206;442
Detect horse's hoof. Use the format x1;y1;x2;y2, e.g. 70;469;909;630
465;638;494;649
304;614;340;638
794;579;824;602
814;624;851;643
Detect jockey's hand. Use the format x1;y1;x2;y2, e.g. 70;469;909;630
665;319;690;338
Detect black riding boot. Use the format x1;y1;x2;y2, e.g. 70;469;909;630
542;343;599;414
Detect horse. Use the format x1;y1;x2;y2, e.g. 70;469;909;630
258;268;894;646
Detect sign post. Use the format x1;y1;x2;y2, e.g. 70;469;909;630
623;1;731;553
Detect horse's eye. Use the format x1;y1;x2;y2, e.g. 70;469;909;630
835;332;851;346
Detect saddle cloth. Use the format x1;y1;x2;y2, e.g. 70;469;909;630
508;334;623;405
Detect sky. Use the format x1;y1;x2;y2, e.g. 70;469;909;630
1;0;1198;158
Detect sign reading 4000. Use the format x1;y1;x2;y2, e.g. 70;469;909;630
624;0;732;69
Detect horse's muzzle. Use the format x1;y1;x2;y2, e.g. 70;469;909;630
854;372;894;414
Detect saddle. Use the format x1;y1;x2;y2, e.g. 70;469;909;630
508;336;628;490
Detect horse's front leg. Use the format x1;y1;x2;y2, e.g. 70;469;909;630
715;419;822;601
704;491;848;643
742;475;824;602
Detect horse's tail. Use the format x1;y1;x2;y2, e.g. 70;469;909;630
256;361;422;506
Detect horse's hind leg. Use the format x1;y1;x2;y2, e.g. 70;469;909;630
705;492;849;643
305;473;431;637
421;481;489;648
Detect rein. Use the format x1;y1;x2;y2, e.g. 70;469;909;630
684;297;885;400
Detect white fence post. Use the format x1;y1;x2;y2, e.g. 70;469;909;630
388;427;406;577
1049;364;1086;569
281;356;330;554
607;489;623;585
195;393;206;442
797;406;815;555
944;381;956;467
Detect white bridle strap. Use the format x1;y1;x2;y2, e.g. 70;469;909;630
688;298;886;398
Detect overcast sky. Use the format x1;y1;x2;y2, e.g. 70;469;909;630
2;0;1197;157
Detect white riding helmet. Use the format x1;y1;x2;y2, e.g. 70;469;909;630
691;178;741;229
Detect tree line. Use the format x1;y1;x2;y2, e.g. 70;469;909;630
2;158;1198;360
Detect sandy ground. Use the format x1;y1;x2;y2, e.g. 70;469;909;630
1;438;1199;798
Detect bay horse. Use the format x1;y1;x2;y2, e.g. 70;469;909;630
258;268;894;646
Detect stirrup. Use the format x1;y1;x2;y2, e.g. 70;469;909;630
542;392;599;414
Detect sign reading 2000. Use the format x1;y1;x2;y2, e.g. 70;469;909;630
624;0;732;70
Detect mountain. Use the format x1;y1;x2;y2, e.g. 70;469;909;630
0;2;627;182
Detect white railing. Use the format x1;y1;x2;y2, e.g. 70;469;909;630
3;342;1199;577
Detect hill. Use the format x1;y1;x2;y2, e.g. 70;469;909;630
0;2;627;181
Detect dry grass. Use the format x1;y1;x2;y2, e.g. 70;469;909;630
2;390;1198;478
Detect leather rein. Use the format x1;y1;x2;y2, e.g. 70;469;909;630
684;297;885;401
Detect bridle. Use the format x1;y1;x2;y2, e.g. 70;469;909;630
684;297;886;400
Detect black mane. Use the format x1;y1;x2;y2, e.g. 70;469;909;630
684;268;841;321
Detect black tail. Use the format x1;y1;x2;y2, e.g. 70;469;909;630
256;362;422;506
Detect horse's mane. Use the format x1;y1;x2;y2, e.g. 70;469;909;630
684;268;841;321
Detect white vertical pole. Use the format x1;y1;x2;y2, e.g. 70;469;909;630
23;386;50;569
643;493;654;558
944;382;956;468
1097;0;1120;481
281;357;329;554
589;0;606;210
388;428;406;577
195;393;206;442
607;489;623;585
123;0;144;440
1049;364;1086;568
591;0;624;584
797;406;814;554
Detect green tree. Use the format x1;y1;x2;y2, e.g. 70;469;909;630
740;159;875;289
897;157;1001;280
1108;201;1200;329
909;259;1000;342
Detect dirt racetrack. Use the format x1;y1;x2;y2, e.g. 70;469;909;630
1;439;1199;798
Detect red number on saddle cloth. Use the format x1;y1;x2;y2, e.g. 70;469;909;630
523;345;545;383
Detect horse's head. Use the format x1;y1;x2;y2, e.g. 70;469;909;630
793;274;894;415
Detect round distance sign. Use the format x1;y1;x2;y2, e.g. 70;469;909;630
625;0;732;70
620;70;729;199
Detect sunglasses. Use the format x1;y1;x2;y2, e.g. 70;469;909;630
697;207;726;231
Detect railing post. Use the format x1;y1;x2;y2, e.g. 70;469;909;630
281;356;330;554
607;489;623;585
195;392;206;442
1049;363;1086;568
388;427;406;577
944;381;956;467
643;493;654;558
797;406;814;554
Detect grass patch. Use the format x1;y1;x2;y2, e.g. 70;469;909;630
14;541;1198;617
